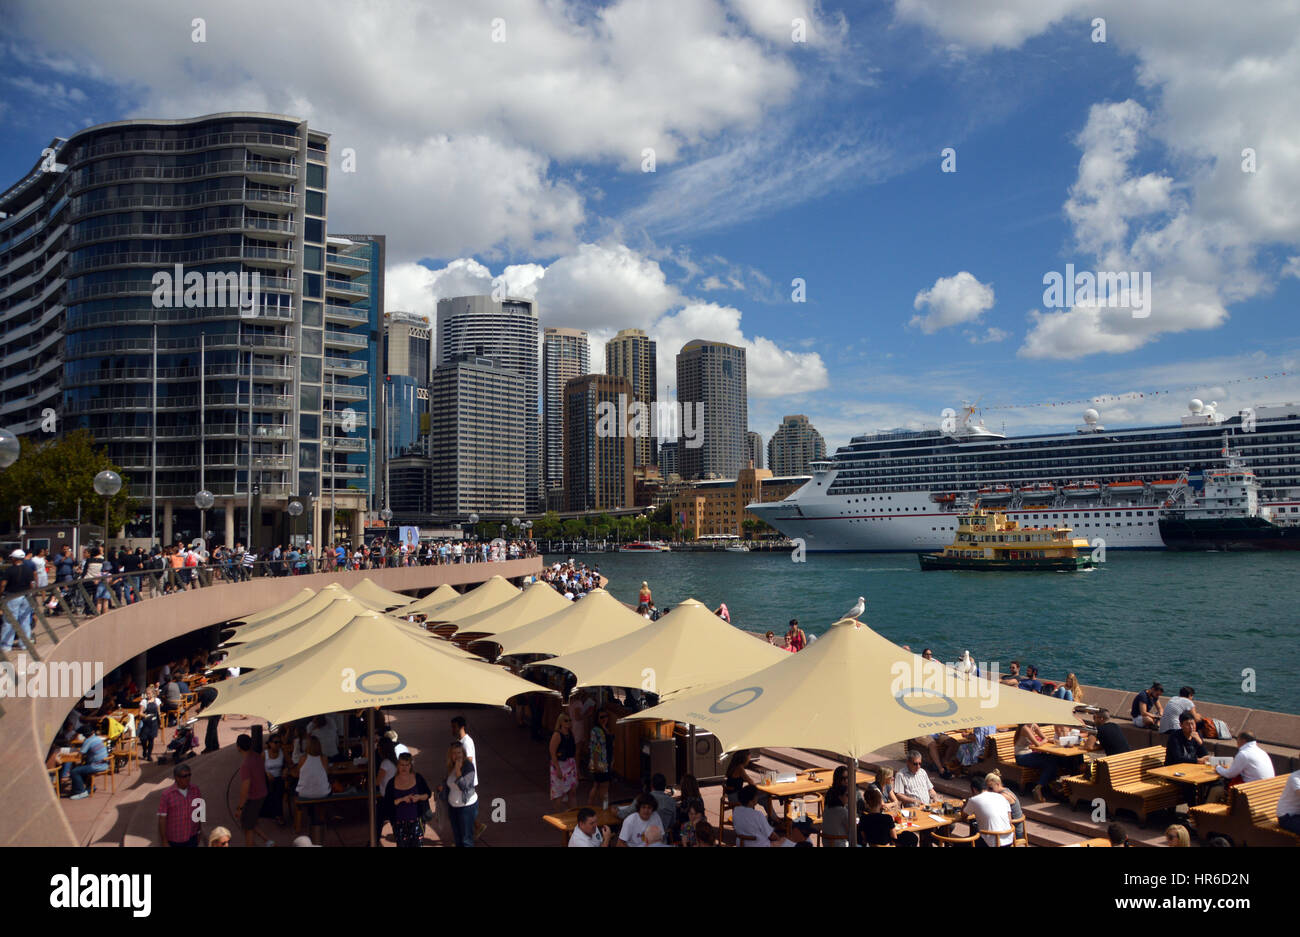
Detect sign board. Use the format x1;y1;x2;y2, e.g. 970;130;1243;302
399;526;420;550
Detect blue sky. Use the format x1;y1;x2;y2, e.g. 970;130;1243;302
4;0;1299;452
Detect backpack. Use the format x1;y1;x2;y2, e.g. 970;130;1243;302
184;551;198;568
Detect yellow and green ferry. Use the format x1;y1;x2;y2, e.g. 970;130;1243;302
918;507;1095;571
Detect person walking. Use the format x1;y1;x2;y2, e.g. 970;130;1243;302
0;549;36;651
384;753;432;847
549;713;579;810
235;734;272;846
138;686;161;762
157;764;204;846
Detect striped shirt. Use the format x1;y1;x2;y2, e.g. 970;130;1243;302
241;552;255;568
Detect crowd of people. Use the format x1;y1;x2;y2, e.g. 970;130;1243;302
536;558;600;600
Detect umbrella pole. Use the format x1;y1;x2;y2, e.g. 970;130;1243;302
688;723;696;782
368;708;377;848
846;754;857;849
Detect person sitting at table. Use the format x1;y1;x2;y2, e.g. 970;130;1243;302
64;719;112;799
160;676;183;721
569;807;614;847
1013;723;1061;803
962;773;1015;847
1131;681;1164;729
384;753;432;847
1213;731;1275;786
723;749;777;821
895;750;937;807
647;773;677;837
858;787;897;846
868;766;899;808
617;794;666;847
1086;709;1130;756
1107;823;1131;847
771;817;808;847
954;725;996;774
643;823;671;847
309;714;345;764
731;785;781;847
1164;712;1210;767
830;765;865;814
1164;824;1190;847
679;803;709;846
910;732;956;780
1275;769;1300;836
820;785;852;847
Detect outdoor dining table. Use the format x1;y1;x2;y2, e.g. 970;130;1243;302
1147;762;1222;804
756;768;875;818
889;800;964;836
1067;837;1113;847
542;805;622;845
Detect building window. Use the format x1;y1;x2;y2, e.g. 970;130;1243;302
306;191;325;216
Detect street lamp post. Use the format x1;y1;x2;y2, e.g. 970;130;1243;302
468;513;479;541
94;470;122;549
287;499;304;548
0;427;19;469
195;489;214;552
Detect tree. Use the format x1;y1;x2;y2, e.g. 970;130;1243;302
0;430;133;535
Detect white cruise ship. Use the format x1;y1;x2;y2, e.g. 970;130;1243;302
746;401;1300;552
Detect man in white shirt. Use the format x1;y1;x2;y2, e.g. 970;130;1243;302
1276;770;1300;836
732;785;781;846
618;795;665;846
1215;732;1275;785
1158;687;1200;735
309;715;340;761
896;750;938;806
964;773;1014;846
568;808;612;847
451;716;477;785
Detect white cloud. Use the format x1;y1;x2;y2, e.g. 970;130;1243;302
533;243;681;328
727;0;849;47
893;0;1084;50
967;327;1009;344
910;271;995;334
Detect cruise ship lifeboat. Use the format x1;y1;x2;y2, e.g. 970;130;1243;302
1063;481;1101;497
977;485;1013;501
930;492;958;503
1020;483;1056;493
1150;478;1181;490
1107;480;1145;490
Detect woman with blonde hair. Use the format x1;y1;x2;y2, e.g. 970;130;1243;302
870;765;900;807
638;581;652;605
1164;824;1190;847
438;741;478;847
1054;673;1083;703
208;826;231;847
549;713;579;810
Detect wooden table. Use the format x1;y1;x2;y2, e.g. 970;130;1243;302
1147;763;1222;804
542;806;622;845
1066;837;1112;847
889;801;963;837
757;768;875;818
1031;743;1094;759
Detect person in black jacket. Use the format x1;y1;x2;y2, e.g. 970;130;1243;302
384;754;432;847
1088;709;1131;756
1165;712;1209;766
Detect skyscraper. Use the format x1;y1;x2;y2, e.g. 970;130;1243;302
436;295;539;511
383;310;432;382
0;112;370;549
429;354;527;516
746;431;764;470
542;327;589;503
563;374;634;512
605;327;657;468
675;340;747;480
767;414;827;476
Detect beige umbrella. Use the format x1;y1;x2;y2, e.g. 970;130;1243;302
234;587;316;626
204;610;552;846
222;601;476;671
415;575;520;624
400;582;464;615
223;583;385;644
531;597;788;697
625;618;1083;844
451;581;573;642
494;588;651;658
347;578;417;609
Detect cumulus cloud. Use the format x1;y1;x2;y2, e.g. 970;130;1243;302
727;0;849;47
893;0;1085;50
910;271;995;334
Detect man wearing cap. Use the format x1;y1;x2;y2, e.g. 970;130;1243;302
158;764;205;846
0;549;36;652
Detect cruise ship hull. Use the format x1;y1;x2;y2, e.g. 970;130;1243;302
1158;517;1300;551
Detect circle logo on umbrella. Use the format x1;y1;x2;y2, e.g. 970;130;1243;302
893;687;958;718
709;686;763;714
355;669;408;696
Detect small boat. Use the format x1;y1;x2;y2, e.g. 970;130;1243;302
618;541;671;553
724;544;750;553
1149;478;1182;490
919;508;1095;571
977;485;1013;501
1063;481;1101;497
1020;482;1056;493
930;492;958;503
1107;480;1145;490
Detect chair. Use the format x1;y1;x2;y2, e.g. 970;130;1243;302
113;736;139;776
819;833;849;847
89;758;116;795
798;792;824;824
932;827;981;846
1012;815;1029;847
734;832;757;846
47;766;60;795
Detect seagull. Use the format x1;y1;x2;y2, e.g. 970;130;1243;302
842;596;865;622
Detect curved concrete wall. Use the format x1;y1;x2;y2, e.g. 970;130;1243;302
0;558;541;846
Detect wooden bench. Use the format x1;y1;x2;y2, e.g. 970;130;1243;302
1060;746;1180;825
1189;776;1300;847
991;727;1056;790
293;792;370;832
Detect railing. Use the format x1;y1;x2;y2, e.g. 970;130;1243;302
65;306;294;331
66;245;297;273
72;131;301;162
326;253;370;270
70;160;298;191
325;278;368;296
324;329;367;348
70;188;297;215
65;217;295;246
65;274;297;302
324;357;365;373
324;304;368;323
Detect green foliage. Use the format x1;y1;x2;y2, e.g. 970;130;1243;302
0;430;133;533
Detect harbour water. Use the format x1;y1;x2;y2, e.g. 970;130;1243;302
554;550;1300;715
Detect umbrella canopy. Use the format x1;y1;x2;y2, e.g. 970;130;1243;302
400;582;464;615
530;597;787;697
204;610;550;724
414;575;520;624
221;599;476;671
223;583;385;644
452;581;574;641
494;588;651;658
347;578;416;609
234;587;316;627
624;618;1082;757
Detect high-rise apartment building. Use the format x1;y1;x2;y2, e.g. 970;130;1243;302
605;327;657;468
658;441;679;478
563;374;634;512
675;339;747;480
767;414;827;477
429;354;527;516
436;295;539;511
746;431;764;470
542;327;588;501
0;112;371;549
383;310;432;382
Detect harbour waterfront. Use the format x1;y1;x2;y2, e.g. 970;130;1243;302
566;550;1300;715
